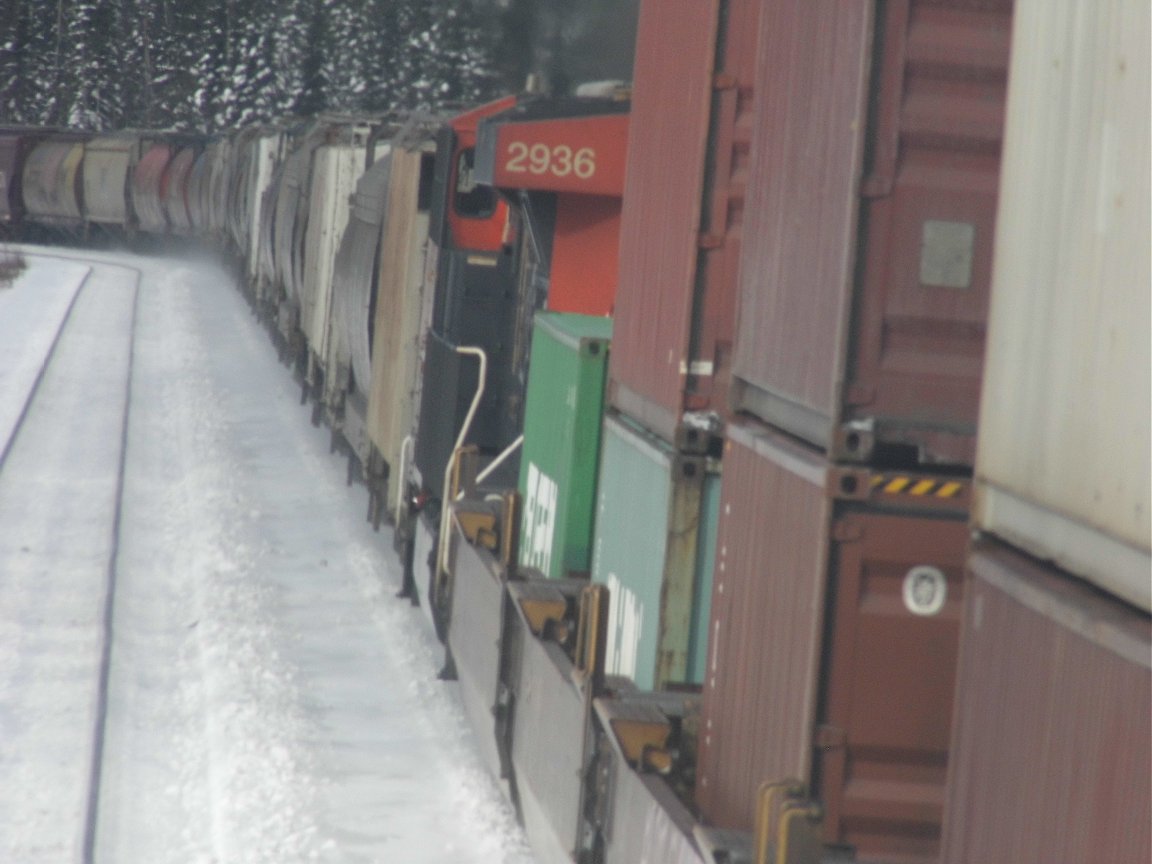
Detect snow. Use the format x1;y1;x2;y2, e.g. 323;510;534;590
0;248;536;864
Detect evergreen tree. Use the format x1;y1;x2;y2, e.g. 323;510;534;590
0;0;511;131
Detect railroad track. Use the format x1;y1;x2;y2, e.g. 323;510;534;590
0;253;140;863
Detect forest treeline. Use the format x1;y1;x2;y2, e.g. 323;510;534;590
0;0;638;133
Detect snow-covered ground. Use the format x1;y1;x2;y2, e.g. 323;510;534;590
0;248;535;864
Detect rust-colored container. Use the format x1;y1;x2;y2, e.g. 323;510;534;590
163;146;198;234
698;420;968;861
607;0;759;445
941;536;1151;864
731;0;1012;467
132;142;174;235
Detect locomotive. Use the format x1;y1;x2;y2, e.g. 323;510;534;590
1;1;1147;862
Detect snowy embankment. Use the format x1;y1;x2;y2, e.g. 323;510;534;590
0;248;534;864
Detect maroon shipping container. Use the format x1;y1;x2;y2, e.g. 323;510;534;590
698;420;968;862
607;0;759;446
731;0;1012;467
941;536;1151;864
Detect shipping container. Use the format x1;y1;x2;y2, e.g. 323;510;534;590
22;136;86;227
731;0;1012;467
131;141;174;235
363;136;436;523
475;95;630;318
608;0;760;445
518;312;612;581
973;0;1150;611
698;420;969;862
942;536;1151;864
81;135;137;232
592;411;719;690
163;146;198;235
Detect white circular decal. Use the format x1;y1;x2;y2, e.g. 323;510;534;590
903;566;947;617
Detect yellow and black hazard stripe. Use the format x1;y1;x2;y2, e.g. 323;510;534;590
870;475;967;500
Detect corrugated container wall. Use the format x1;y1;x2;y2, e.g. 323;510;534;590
973;0;1151;611
592;412;718;690
731;0;1012;467
518;313;612;581
698;421;968;862
608;0;758;445
942;537;1151;864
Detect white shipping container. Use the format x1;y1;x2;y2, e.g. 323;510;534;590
975;0;1151;611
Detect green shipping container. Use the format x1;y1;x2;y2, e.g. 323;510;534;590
592;411;720;690
519;312;612;580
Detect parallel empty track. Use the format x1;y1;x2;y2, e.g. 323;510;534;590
0;256;140;863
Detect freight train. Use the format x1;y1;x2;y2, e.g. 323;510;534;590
1;0;1147;862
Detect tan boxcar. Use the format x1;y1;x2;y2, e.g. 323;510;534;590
364;138;435;523
698;420;969;862
731;0;1012;467
973;0;1150;611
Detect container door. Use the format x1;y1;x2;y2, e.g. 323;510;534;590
733;0;1011;466
608;0;718;441
593;414;706;690
818;511;966;863
846;0;1011;464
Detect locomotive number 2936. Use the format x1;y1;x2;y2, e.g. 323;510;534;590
505;142;596;179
